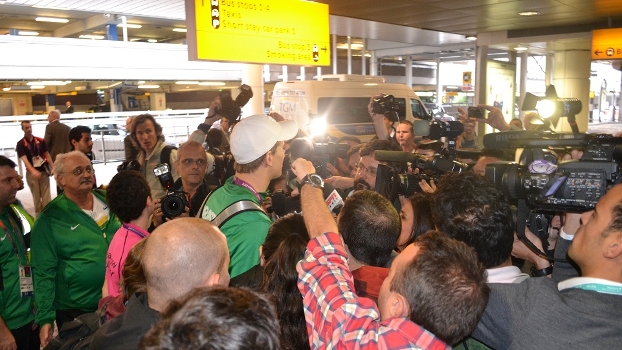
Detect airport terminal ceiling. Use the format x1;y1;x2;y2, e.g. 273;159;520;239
1;0;622;87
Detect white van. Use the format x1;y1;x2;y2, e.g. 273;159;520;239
270;75;429;141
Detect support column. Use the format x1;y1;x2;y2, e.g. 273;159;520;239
474;45;489;134
370;51;377;76
552;50;591;132
106;24;118;41
120;16;128;42
519;52;528;120
405;56;412;88
316;67;322;80
281;65;288;82
347;36;352;74
300;66;306;81
242;64;264;116
332;34;337;74
362;39;367;75
545;54;554;86
436;58;442;104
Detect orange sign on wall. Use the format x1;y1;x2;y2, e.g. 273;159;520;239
592;28;622;60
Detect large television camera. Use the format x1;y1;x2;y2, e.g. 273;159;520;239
373;150;468;201
212;84;253;125
483;131;622;212
371;94;400;122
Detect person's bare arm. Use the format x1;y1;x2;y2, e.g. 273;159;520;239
291;158;338;239
0;317;17;350
20;155;41;179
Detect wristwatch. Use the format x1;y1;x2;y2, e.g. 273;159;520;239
299;173;324;190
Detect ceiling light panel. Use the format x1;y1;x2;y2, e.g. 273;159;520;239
35;17;69;23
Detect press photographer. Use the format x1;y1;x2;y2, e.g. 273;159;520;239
368;93;401;142
152;141;215;227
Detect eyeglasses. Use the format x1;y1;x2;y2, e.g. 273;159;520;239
355;163;377;177
61;166;94;176
181;158;207;166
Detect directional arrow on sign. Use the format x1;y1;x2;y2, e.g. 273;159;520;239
321;46;327;52
594;49;602;56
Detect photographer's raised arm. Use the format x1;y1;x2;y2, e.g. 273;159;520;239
188;97;224;143
368;94;390;140
459;105;513;132
291;158;338;239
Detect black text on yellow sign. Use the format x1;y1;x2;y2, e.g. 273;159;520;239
186;0;330;66
592;28;622;60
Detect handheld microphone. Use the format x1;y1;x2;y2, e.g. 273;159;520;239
271;183;344;217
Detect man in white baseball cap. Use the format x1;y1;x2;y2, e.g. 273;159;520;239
200;114;298;279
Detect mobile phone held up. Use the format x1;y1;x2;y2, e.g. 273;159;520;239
468;106;485;119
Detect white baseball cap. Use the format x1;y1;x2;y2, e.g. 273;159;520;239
230;115;298;164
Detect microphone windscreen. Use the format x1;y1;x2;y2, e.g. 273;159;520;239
413;120;431;136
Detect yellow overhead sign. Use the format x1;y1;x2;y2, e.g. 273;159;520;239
186;0;330;66
592;28;622;60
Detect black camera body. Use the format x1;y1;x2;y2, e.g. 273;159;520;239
214;84;254;124
289;138;349;179
153;163;189;219
483;132;622;212
375;163;439;201
371;94;400;122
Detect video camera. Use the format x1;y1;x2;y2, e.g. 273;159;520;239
371;94;400;123
373;150;468;201
153;163;188;220
213;84;253;125
483;131;622;212
412;119;465;159
288;138;350;179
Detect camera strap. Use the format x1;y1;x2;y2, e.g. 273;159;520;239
211;200;263;228
516;199;550;261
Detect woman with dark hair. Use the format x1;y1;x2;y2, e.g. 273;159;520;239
260;213;310;350
397;193;434;252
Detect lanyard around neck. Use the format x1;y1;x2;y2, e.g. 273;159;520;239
122;223;147;239
0;213;25;260
233;177;262;205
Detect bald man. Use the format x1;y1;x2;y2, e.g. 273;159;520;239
90;218;229;350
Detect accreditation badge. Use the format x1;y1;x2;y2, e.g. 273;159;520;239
19;265;34;297
32;156;45;168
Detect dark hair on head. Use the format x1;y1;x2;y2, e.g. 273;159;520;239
346;143;363;159
260;214;310;350
262;213;308;263
604;195;622;237
339;190;400;266
69;125;92;149
359;139;401;158
139;286;280;350
130;114;165;147
336;135;362;145
431;172;514;268
20;120;31;127
106;171;151;223
120;238;148;298
391;230;489;345
398;193;434;251
0;156;16;169
207;128;225;150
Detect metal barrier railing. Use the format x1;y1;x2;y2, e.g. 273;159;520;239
5;109;207;171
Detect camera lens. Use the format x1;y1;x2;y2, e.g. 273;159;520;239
161;194;186;218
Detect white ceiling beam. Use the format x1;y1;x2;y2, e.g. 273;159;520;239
53;13;118;38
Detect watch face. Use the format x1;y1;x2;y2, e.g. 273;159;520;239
305;174;324;188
